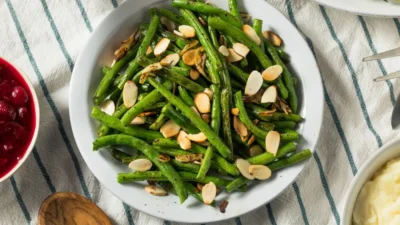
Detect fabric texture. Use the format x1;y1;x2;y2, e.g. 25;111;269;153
1;0;400;224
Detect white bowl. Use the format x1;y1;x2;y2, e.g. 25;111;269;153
341;138;400;225
0;57;40;183
69;0;323;223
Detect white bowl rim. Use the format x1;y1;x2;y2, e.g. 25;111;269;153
0;57;40;183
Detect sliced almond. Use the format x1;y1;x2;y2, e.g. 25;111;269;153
236;159;254;180
179;25;196;38
175;153;203;163
160;53;180;67
249;165;272;180
142;62;163;74
245;71;263;96
276;97;292;114
194;92;211;113
233;116;248;137
177;130;191;150
174;30;184;37
218;45;230;57
198;17;207;26
145;185;168;196
154;38;170;56
247;134;256;146
262;65;283;81
100;99;115;115
123;81;138;108
137;111;157;117
231;108;239;116
129;159;152;172
263;30;283;47
191;106;201;116
130;117;145;125
160;119;181;138
189;69;200;80
201;114;211;124
180;40;199;55
249;145;264;157
265;131;280;155
186;132;207;143
146;46;153;55
227;48;243;63
232;43;250;57
240;12;251;23
182;49;196;66
197;183;205;191
261;86;277;103
161;17;176;32
114;29;139;61
202;182;216;205
158;154;171;162
194;47;207;76
203;88;213;99
243;25;261;45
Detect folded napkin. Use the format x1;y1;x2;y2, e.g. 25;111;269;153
1;0;400;224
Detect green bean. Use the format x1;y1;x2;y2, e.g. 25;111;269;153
277;48;290;64
153;138;181;148
247;142;296;165
228;64;269;89
184;182;215;206
116;8;160;90
252;19;265;52
172;0;242;28
93;134;188;203
234;92;268;139
259;121;297;130
143;102;167;111
154;147;191;157
221;88;233;157
226;177;248;193
110;148;136;164
268;149;312;171
264;40;297;112
160;30;187;46
94;44;139;103
97;104;128;136
228;0;240;18
171;159;200;173
246;104;303;122
120;80;172;126
231;79;244;90
157;8;187;25
92;107;162;142
148;77;231;158
177;86;194;107
171;66;190;77
280;130;299;142
257;122;274;132
292;77;297;87
208;25;219;48
118;171;230;187
162;104;200;134
149;113;168;131
102;66;111;76
138;57;205;93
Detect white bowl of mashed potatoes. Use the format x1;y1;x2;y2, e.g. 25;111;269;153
341;138;400;225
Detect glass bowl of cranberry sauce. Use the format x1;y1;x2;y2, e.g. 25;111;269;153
0;58;40;182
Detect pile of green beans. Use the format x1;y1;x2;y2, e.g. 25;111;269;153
91;0;312;206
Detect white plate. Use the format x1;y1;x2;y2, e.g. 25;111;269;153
69;0;323;223
315;0;400;17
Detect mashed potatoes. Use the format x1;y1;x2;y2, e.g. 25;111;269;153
353;158;400;225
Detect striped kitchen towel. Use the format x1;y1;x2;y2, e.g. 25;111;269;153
1;0;400;224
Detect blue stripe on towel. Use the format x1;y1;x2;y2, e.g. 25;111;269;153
75;0;92;32
10;176;31;224
266;204;277;225
292;183;309;225
32;147;56;193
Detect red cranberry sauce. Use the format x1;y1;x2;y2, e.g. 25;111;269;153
0;58;36;178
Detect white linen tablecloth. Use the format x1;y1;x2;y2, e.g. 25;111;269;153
1;0;400;224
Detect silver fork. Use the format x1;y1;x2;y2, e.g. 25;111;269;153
363;46;400;82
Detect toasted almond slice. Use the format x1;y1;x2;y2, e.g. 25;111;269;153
180;40;200;55
160;53;180;67
179;25;196;38
130;117;145;125
202;182;217;205
175;153;203;163
194;92;211;113
249;145;264;157
243;25;261;45
158;154;171;162
160;119;181;138
154;38;170;56
201;114;211;124
161;17;176;32
240;12;251;23
198;17;207;26
218;45;230;57
191;106;201;116
247;134;256;146
227;48;243;63
236;159;254;180
203;88;213;99
233;116;248;137
189;69;200;80
265;131;280;155
123;81;138;108
138;111;157;117
261;86;277;103
187;132;207;143
240;134;249;142
197;183;205;191
174;30;184;37
277;97;292;114
146;46;153;55
100;99;115;115
129;159;152;172
142;62;163;74
245;71;263;96
249;165;272;180
231;108;239;116
232;43;250;57
177;130;192;150
262;65;283;81
145;185;168;196
263;30;283;47
182;49;197;66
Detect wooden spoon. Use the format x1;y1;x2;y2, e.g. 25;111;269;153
38;192;112;225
